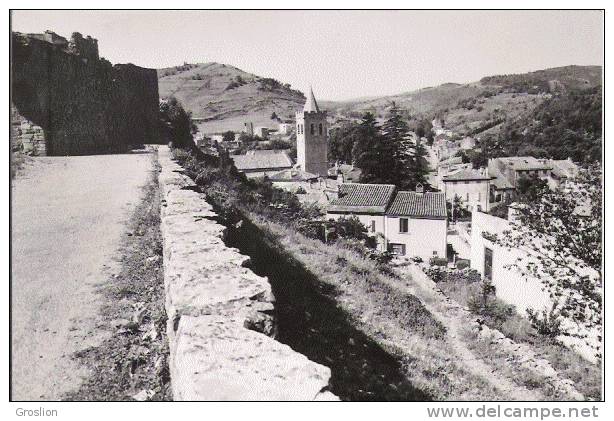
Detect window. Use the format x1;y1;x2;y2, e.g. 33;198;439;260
319;123;323;135
389;243;406;256
484;247;493;280
370;220;376;233
433;251;438;256
399;218;408;233
310;124;315;135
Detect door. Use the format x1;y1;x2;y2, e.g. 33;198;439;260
484;247;493;280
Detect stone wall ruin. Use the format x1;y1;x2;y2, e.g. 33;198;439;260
11;30;160;156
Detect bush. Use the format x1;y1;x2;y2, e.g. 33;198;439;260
429;257;448;267
456;259;470;270
526;305;564;338
295;186;307;194
424;267;445;283
466;278;516;327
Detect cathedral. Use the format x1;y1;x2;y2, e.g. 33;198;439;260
296;87;328;176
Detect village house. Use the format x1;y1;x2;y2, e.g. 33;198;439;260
243;122;254;136
327;183;396;250
487;156;552;204
329;162;361;183
326;183;448;260
442;168;493;212
546;158;579;189
470;207;599;361
231;149;294;178
384;186;448;260
254;126;270;139
436;156;472;190
277;123;294;135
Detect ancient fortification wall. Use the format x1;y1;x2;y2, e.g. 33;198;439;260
11;31;160;156
157;146;337;400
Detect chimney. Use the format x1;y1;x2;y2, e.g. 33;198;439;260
416;183;424;194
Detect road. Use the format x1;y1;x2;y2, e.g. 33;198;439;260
11;152;153;400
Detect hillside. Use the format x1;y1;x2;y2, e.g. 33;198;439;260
157;62;305;134
324;65;602;140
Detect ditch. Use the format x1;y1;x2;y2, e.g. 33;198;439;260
211;202;433;401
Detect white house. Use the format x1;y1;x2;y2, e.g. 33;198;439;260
326;183;448;260
277;123;294;135
384;188;448;260
470;209;600;361
442;168;493;212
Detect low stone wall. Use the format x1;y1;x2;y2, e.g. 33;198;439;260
157;146;337;401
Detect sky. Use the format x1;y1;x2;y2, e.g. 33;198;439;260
11;10;604;101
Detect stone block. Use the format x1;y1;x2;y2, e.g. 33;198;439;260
171;316;333;401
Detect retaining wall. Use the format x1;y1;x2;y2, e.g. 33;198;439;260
157;146;337;401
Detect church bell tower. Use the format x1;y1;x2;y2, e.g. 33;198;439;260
296;87;328;176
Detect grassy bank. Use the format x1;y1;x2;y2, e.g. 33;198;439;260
64;152;171;401
171;147;524;400
432;268;601;400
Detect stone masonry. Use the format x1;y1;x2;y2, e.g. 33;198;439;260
12;31;160;155
157;146;337;400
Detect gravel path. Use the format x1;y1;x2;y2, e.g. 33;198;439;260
11;152;152;400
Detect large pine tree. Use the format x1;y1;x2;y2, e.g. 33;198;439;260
381;103;429;190
352;112;392;184
352;106;430;189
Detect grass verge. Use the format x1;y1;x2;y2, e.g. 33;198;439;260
63;152;171;401
434;269;601;400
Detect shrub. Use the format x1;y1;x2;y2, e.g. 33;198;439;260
424;267;445;283
526;304;564;338
467;278;516;327
295;186;307;194
456;259;470;270
429;257;448;267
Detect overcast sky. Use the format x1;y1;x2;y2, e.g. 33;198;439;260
11;10;603;101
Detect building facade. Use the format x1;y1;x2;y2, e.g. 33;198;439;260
384;189;448;260
469;209;600;361
296;88;328;176
442;168;492;212
326;183;448;260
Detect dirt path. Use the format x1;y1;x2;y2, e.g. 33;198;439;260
399;264;543;400
11;152;152;401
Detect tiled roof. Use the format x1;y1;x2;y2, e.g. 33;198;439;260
387;191;447;219
496;156;552;171
268;168;319;182
443;169;492;181
328;183;396;214
232;150;293;172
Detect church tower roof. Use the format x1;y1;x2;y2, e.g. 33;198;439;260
303;86;320;113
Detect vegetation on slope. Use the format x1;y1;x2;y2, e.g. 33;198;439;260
157;62;305;133
482;86;602;162
169;146;585;400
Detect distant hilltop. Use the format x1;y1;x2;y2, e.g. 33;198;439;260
157;62;306;134
158;61;601;140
